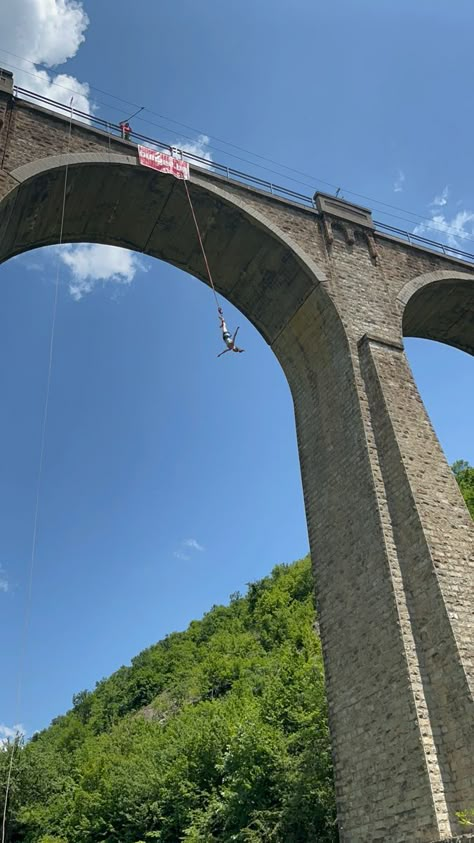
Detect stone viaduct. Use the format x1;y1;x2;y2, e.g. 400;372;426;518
0;69;473;842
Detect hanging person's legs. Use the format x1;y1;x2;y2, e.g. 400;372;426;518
230;327;244;353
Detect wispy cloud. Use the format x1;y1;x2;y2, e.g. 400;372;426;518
413;189;474;250
431;186;449;207
172;135;213;171
183;538;204;552
173;550;190;561
173;538;205;561
0;724;25;749
134;135;213;172
57;244;146;300
393;170;405;193
0;565;8;593
2;0;91;114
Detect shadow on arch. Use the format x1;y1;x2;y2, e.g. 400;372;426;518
399;269;474;356
400;268;474;490
0;151;343;355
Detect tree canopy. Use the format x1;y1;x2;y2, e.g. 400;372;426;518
1;557;337;842
452;459;474;519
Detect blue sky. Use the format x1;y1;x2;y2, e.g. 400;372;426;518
0;0;472;739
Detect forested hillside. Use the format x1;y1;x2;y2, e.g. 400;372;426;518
2;557;336;843
2;464;472;843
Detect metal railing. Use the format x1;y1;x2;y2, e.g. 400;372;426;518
372;220;474;261
12;85;474;266
14;86;315;206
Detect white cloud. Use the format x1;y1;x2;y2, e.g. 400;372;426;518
393;170;405;193
0;724;25;749
57;244;145;300
172;135;213;171
0;0;91;113
0;565;8;593
142;136;213;171
20;70;91;117
412;188;474;252
174;538;205;561
173;550;190;561
413;208;474;250
431;186;449;207
184;538;204;552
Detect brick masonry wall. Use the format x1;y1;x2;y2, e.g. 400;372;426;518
2;100;126;173
1;89;473;842
438;837;474;843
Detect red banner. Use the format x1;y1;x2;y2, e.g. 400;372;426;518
138;146;190;180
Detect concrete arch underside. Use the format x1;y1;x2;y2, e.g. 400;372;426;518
399;270;474;356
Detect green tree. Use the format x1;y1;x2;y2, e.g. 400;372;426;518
453;460;474;518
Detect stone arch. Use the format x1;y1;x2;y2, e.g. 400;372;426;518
0;152;337;347
398;269;474;355
0;154;357;595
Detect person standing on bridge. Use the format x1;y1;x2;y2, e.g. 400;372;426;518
119;120;131;141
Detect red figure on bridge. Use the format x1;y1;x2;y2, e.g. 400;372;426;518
119;121;131;141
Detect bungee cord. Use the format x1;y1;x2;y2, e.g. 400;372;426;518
1;98;74;843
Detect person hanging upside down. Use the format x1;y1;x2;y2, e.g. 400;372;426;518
217;308;245;357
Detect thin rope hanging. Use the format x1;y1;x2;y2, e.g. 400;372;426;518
183;179;221;315
183;179;244;357
1;98;74;843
